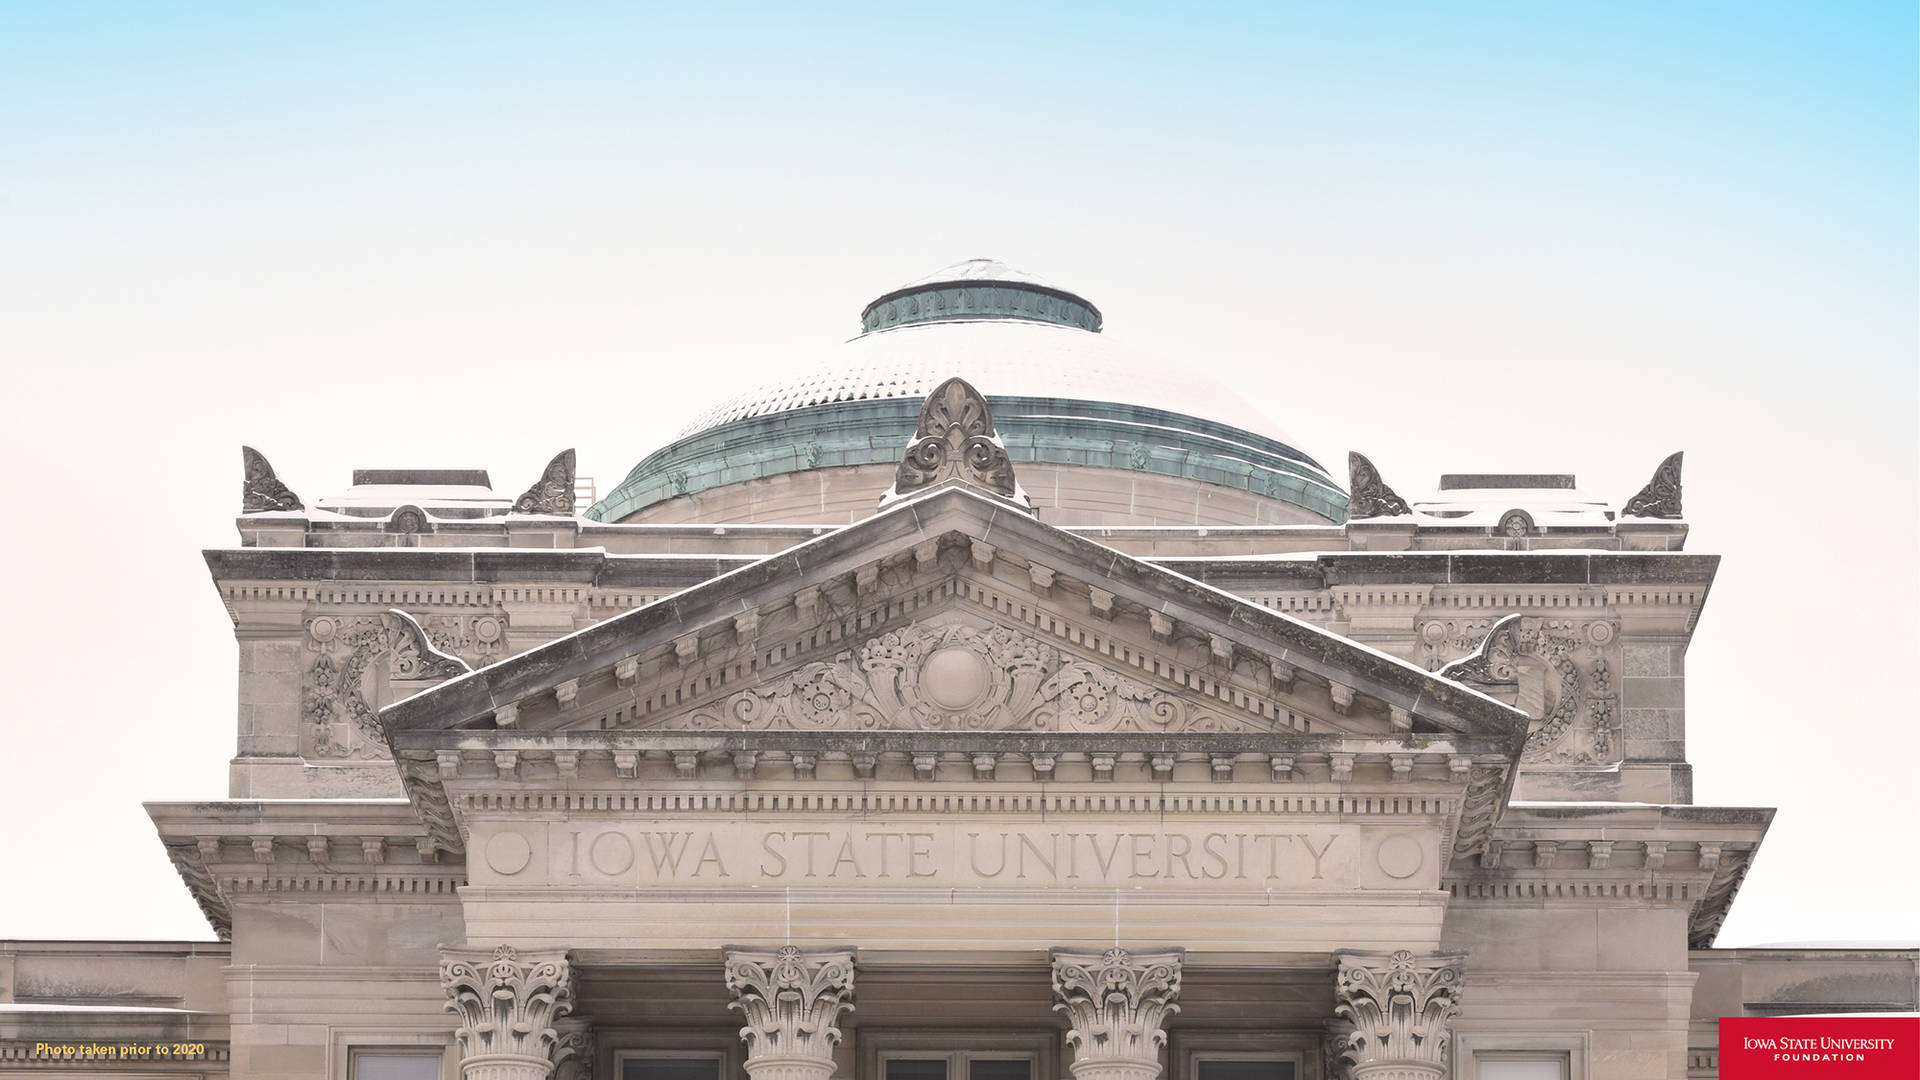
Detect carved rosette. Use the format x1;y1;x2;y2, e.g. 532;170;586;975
1332;951;1465;1080
513;449;578;515
881;377;1031;511
1347;453;1410;519
1622;451;1683;519
1051;947;1184;1080
441;945;576;1080
724;946;856;1080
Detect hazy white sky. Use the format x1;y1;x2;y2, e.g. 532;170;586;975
1;3;1914;945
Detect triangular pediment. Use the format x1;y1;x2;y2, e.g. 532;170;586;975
383;486;1527;745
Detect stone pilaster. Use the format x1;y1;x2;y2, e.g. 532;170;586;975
1331;951;1465;1080
724;946;856;1080
1051;947;1184;1080
441;945;577;1080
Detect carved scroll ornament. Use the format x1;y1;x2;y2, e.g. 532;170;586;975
386;608;474;679
1622;451;1683;519
241;446;303;513
513;449;577;515
1332;950;1465;1080
1437;614;1522;687
882;377;1030;510
441;945;575;1076
1347;453;1410;519
653;623;1274;734
724;946;855;1080
1052;947;1183;1080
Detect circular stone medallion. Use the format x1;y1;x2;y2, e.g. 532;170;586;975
484;832;533;875
1375;833;1425;880
921;646;989;711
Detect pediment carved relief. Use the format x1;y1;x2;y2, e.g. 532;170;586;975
629;622;1279;734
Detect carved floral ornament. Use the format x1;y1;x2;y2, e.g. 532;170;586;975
636;623;1277;734
724;946;856;1078
1346;452;1410;519
305;610;498;760
881;377;1031;511
441;945;577;1074
1051;947;1183;1079
241;446;303;513
1427;614;1619;766
1622;451;1683;519
513;449;578;515
1332;950;1465;1078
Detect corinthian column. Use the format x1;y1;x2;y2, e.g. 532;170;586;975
441;945;577;1080
1331;951;1466;1080
1051;947;1184;1080
724;946;857;1080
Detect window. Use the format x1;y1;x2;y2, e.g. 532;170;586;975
622;1054;725;1080
881;1051;1036;1080
1194;1059;1295;1080
350;1050;442;1080
1474;1056;1567;1080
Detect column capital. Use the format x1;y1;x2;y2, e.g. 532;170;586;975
441;944;576;1080
724;945;856;1080
1332;950;1466;1080
1051;947;1184;1080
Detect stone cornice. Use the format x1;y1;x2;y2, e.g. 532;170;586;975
148;799;464;939
379;489;1531;742
1440;805;1770;945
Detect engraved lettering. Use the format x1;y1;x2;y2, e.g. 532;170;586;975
1128;833;1156;879
644;832;692;876
1297;834;1336;880
1200;833;1229;880
968;832;1009;877
907;832;937;878
1166;834;1196;878
1018;833;1058;879
830;834;865;878
760;832;788;877
695;833;728;877
589;831;635;876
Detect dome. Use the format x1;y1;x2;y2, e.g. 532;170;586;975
589;261;1349;527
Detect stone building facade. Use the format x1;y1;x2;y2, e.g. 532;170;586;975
2;261;1913;1080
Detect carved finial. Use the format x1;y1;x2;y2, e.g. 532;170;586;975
1622;451;1683;519
513;449;578;515
1439;614;1522;687
881;377;1031;511
1347;452;1410;518
384;609;472;679
1332;950;1465;1080
241;446;303;513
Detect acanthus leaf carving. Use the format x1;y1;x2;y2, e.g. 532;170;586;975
513;449;578;516
881;377;1030;511
1437;614;1521;687
1332;950;1465;1080
441;945;575;1076
1051;947;1183;1080
241;446;303;513
646;623;1277;734
386;608;474;680
1622;451;1683;519
724;946;855;1080
1346;452;1410;519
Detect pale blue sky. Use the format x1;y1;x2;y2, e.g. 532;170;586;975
1;3;1914;943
